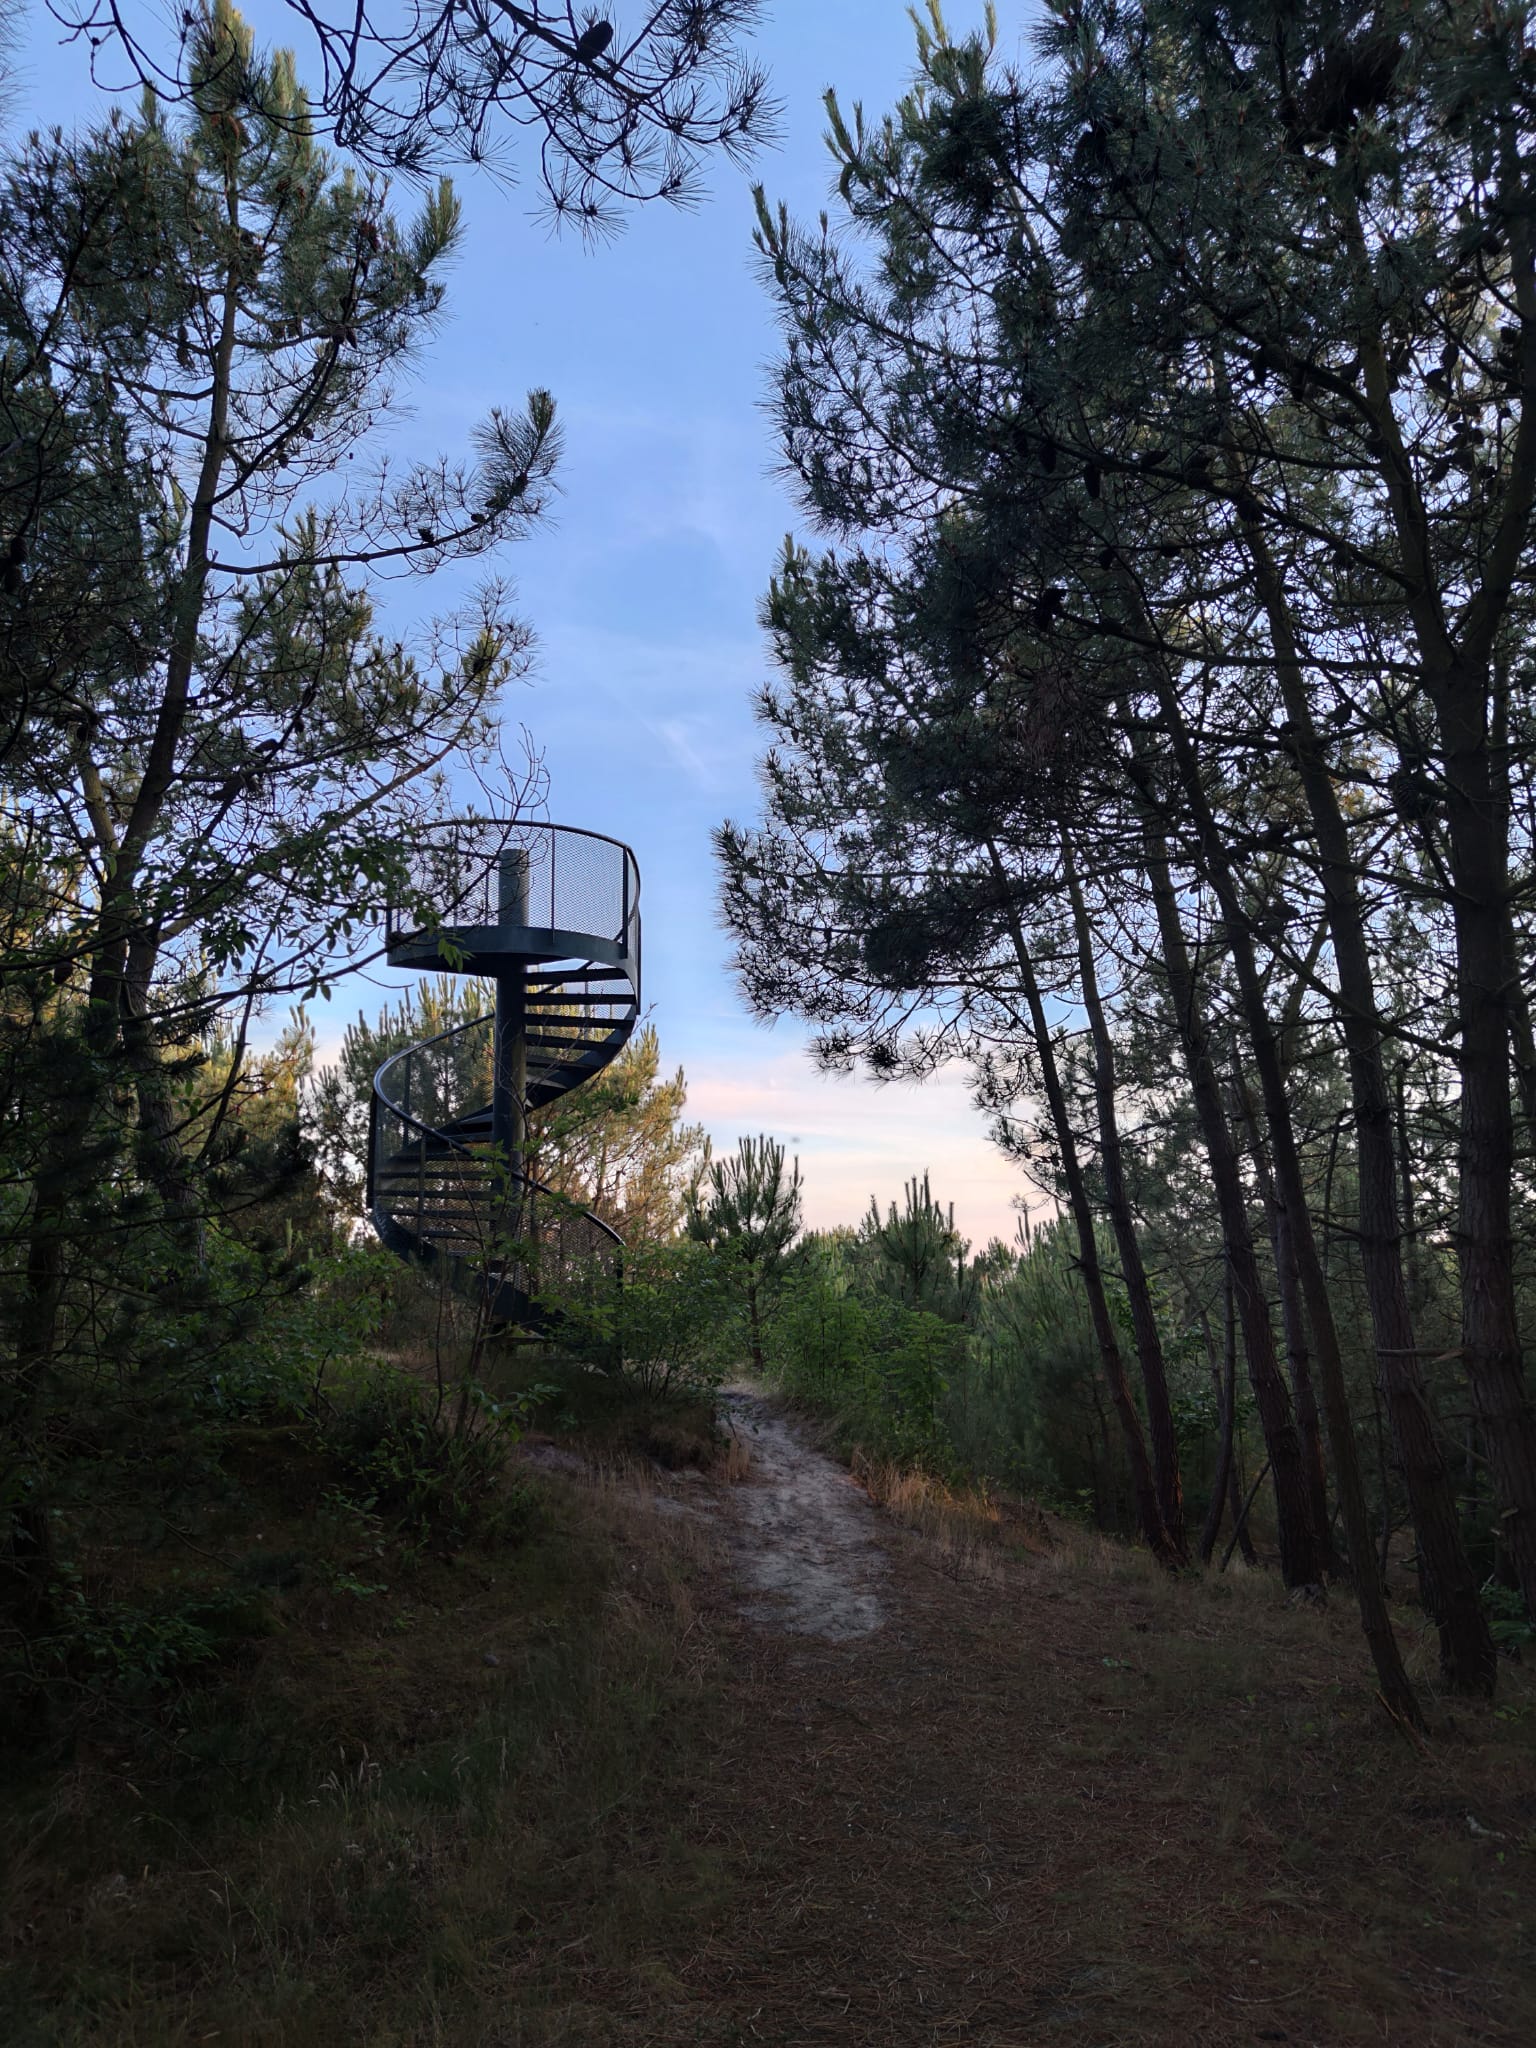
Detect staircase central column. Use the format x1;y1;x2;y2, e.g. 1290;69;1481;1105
492;849;530;1209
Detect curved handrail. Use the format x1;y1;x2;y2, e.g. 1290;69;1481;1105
370;1018;623;1252
385;817;642;963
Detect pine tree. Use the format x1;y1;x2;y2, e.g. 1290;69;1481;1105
49;0;772;209
0;6;562;1588
687;1133;803;1374
717;0;1536;1711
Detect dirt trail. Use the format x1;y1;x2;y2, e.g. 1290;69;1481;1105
721;1387;887;1641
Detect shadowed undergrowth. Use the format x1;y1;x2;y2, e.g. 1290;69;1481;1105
0;1439;726;2047
5;1379;1535;2047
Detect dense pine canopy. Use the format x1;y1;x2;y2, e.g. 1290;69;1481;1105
719;0;1536;1716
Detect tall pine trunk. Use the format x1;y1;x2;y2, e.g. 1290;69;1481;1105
1200;1267;1243;1565
1137;817;1323;1588
1146;680;1422;1725
986;842;1178;1566
1061;827;1188;1561
1246;535;1496;1690
1436;679;1536;1620
1229;1065;1334;1572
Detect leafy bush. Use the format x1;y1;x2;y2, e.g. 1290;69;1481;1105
544;1239;733;1398
767;1211;1204;1520
768;1265;964;1473
771;1270;873;1402
320;1370;532;1550
35;1578;269;1707
1483;1577;1536;1654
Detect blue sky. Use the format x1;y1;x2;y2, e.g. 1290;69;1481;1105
9;0;1047;1247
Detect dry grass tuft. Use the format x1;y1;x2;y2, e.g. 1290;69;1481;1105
718;1421;753;1483
852;1454;1054;1582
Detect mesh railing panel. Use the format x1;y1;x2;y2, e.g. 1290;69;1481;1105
387;819;639;957
381;1026;494;1135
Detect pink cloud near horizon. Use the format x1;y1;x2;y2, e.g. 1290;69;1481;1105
684;1051;1049;1251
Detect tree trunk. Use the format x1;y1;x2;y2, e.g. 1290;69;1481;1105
985;841;1178;1565
1200;1265;1241;1565
1137;816;1323;1587
1223;1462;1272;1571
1507;964;1536;1163
1061;827;1188;1561
1437;676;1536;1619
5;964;128;1615
1493;652;1536;1162
1243;533;1496;1690
12;250;238;1407
1229;1061;1334;1571
1146;684;1422;1724
122;944;208;1273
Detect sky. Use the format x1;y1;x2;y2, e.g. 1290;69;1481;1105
8;0;1049;1248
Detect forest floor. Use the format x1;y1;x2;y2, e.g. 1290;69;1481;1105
6;1381;1536;2045
576;1384;1536;2048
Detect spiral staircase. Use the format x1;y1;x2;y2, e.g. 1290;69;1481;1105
367;820;640;1328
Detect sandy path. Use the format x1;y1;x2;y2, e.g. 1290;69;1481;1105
720;1387;888;1641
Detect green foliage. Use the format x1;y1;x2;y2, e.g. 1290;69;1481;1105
766;1229;965;1474
37;1577;269;1706
769;1279;964;1474
0;11;577;1662
0;6;559;1444
688;1133;803;1263
687;1132;803;1370
877;1305;967;1470
1483;1579;1536;1655
545;1238;733;1400
771;1262;872;1400
0;1235;538;1734
960;1221;1129;1516
764;1206;1214;1522
319;1370;532;1551
862;1173;973;1319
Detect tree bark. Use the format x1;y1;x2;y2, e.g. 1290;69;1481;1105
1144;681;1423;1723
1243;532;1496;1690
1200;1265;1240;1565
1136;815;1323;1587
1331;226;1536;1626
121;941;208;1272
985;841;1178;1565
1436;674;1536;1618
1061;826;1188;1561
1229;1060;1334;1571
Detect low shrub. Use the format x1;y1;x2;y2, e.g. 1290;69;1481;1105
767;1270;965;1473
318;1369;533;1550
542;1238;734;1399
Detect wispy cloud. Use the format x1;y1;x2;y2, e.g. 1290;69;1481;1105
647;716;724;791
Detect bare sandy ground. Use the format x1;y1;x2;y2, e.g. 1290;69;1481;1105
720;1386;888;1641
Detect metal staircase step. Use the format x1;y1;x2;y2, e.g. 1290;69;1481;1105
527;968;631;989
368;819;639;1329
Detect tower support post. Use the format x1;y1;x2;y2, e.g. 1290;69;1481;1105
492;849;530;1230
